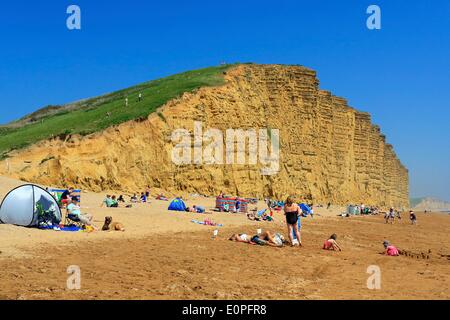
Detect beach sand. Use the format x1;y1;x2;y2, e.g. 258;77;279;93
0;176;449;300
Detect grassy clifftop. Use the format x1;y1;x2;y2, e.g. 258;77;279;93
0;65;232;158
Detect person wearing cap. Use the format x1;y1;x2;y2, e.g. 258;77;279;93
383;240;399;256
67;197;98;230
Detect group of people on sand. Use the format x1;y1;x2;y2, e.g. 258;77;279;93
129;186;168;203
230;195;407;257
231;196;306;247
101;195;125;208
384;207;417;225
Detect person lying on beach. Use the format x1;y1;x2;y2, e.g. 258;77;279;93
252;231;286;247
323;234;342;251
229;233;251;243
382;240;399;256
229;231;285;247
67;198;98;230
186;205;207;213
156;194;168;201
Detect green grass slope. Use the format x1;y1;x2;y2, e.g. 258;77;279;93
0;65;232;159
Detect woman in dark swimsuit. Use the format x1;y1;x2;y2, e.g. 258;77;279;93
284;196;302;246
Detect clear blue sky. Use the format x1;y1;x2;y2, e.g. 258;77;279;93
0;1;449;201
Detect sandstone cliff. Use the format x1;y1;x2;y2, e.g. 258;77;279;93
0;64;409;207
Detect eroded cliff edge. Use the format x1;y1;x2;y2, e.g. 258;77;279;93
0;64;409;207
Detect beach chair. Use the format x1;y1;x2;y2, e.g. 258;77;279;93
64;210;84;228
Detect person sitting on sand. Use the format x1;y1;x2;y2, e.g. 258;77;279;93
101;195;114;208
409;210;417;225
383;240;399;256
140;192;147;203
130;193;138;203
323;234;342;251
67;197;98;230
117;195;125;203
110;195;119;208
284;196;302;247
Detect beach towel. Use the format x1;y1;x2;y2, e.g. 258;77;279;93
38;225;82;232
257;209;267;217
191;219;223;227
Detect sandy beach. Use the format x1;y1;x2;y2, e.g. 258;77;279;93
0;176;448;300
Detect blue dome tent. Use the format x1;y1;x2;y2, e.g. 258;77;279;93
168;198;187;211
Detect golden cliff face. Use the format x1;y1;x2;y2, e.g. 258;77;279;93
0;64;409;207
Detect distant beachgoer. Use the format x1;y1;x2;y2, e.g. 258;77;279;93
234;199;241;213
385;208;395;224
125;97;128;107
383;240;399;256
327;202;331;210
309;203;314;218
187;205;205;213
140;192;147;203
101;195;114;207
410;210;417;225
145;186;151;198
194;205;205;213
110;196;119;208
61;187;74;207
323;234;342;251
131;194;138;203
284;196;302;247
117;195;125;203
138;92;142;102
223;203;230;212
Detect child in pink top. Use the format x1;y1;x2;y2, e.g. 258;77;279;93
383;240;399;256
323;234;342;251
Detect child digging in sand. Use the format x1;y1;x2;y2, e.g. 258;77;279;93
382;240;399;256
323;234;342;251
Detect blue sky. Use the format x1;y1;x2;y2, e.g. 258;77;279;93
0;0;449;201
